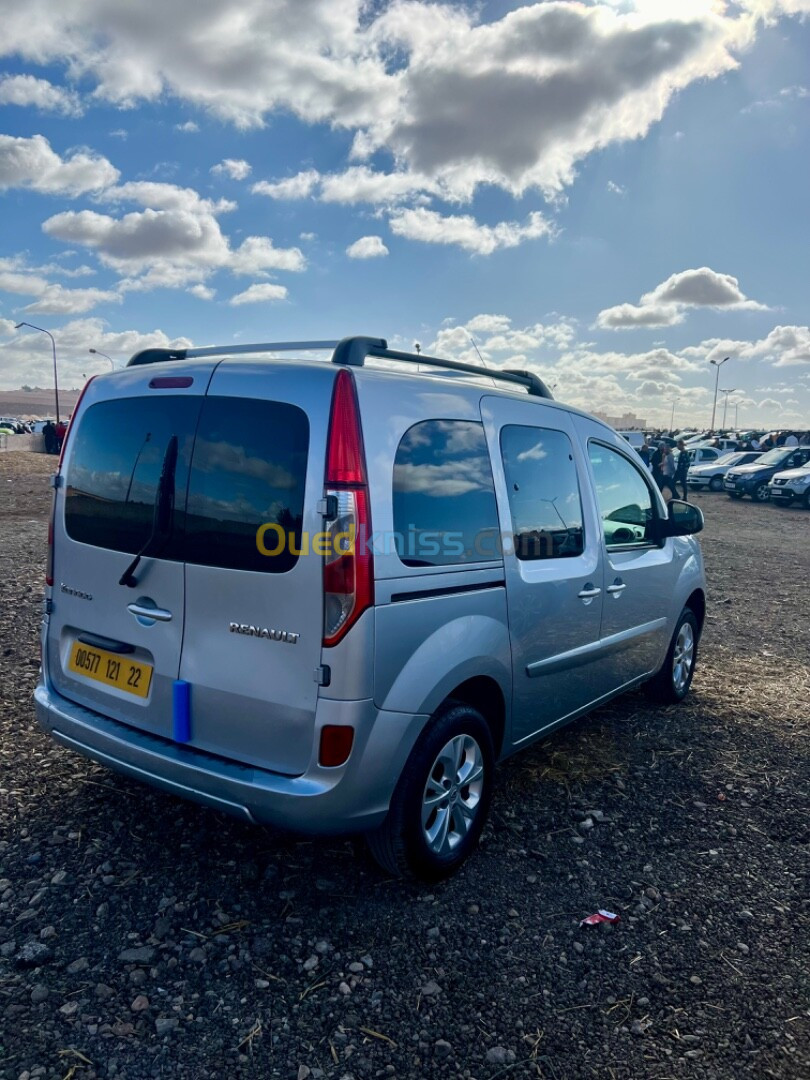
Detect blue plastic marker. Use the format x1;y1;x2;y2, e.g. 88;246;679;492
173;679;191;742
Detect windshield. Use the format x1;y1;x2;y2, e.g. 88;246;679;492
757;448;792;466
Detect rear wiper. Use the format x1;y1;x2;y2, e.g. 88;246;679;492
119;435;179;588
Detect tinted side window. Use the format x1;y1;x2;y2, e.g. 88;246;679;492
184;397;309;573
392;420;500;566
64;396;198;556
500;426;584;560
588;442;657;547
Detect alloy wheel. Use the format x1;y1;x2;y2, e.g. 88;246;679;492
672;621;695;694
421;734;485;856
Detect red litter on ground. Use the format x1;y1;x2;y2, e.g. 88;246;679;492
580;910;620;927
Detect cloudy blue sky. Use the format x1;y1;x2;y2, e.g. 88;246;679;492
1;0;808;429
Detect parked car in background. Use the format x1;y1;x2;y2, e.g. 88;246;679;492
724;446;810;501
769;463;810;508
687;451;763;492
33;335;707;881
684;446;723;468
617;431;645;449
32;419;57;434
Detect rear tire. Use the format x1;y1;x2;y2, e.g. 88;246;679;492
646;608;699;704
366;701;494;881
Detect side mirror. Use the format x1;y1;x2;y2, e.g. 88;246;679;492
661;499;704;537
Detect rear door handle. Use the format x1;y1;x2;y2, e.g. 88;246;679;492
606;581;626;594
577;584;602;600
127;603;172;623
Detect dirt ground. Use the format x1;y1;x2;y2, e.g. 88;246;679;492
0;451;807;1080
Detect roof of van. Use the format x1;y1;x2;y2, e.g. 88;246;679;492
118;334;619;438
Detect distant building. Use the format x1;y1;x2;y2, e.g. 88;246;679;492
592;410;647;430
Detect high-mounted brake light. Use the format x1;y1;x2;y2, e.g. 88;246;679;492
48;376;96;586
322;370;373;647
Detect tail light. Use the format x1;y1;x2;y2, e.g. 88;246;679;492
47;375;95;587
322;370;373;646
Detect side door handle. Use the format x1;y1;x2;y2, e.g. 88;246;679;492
127;603;173;623
606;579;627;595
577;583;602;602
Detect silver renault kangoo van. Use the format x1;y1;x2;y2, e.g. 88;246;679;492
35;336;706;879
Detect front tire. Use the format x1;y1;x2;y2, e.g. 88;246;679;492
366;701;494;881
709;475;723;492
753;481;770;502
646;608;699;704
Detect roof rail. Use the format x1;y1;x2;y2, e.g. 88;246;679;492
126;334;554;399
127;340;339;366
332;336;554;399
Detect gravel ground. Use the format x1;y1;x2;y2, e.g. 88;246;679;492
0;452;808;1080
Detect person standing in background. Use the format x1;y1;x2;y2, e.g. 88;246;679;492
43;420;57;455
675;440;690;500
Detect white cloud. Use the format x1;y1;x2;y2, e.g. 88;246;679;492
175;121;200;133
252;169;321;200
211;158;252;180
0;134;119;195
389;208;553;254
0;74;81;115
1;318;193;390
229;283;288;305
367;0;749;199
41;181;306;290
606;180;626;195
188;283;215;300
2;0;804;203
346;235;388;259
0;260;118;314
0;270;51;296
466;314;512;335
23;284;121;315
253;165;443;206
597;267;768;328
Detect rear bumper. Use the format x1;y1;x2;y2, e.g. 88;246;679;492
34;682;427;835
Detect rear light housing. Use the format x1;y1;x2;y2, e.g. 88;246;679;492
322;370;373;646
319;725;354;767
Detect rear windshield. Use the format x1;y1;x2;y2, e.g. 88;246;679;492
64;397;197;557
64;396;309;573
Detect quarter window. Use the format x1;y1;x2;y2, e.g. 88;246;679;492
500;426;585;560
588;442;657;547
392;420;500;566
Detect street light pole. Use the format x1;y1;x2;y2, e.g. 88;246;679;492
709;356;729;434
15;321;60;423
669;397;679;431
89;348;115;369
719;388;737;430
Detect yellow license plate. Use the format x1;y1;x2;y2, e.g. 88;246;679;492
68;641;153;699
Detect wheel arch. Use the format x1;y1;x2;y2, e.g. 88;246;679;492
685;588;706;633
441;676;507;758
